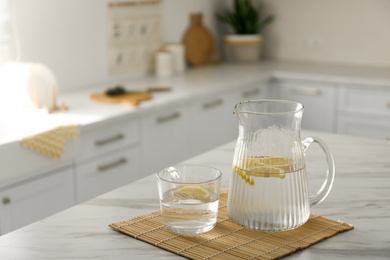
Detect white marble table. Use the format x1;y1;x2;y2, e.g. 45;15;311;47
0;130;389;259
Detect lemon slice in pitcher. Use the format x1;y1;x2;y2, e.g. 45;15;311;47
249;165;286;179
261;156;291;168
175;185;211;201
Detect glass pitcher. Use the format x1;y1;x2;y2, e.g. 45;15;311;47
227;99;335;232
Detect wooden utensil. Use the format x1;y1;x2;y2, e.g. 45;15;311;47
89;86;171;107
89;92;152;107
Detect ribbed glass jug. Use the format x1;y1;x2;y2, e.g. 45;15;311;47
227;100;335;231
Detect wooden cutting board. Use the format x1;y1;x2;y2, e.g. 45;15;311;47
90;92;152;107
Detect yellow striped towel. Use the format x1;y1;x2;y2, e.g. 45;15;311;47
19;124;79;159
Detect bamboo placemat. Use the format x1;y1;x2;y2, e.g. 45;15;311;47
109;191;353;259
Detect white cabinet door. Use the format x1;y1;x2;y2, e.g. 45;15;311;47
275;80;337;132
75;146;140;203
190;81;270;156
141;105;190;175
225;80;270;134
338;113;390;140
227;80;270;107
75;116;141;203
190;95;234;156
0;167;74;235
189;81;270;156
78;118;139;161
338;87;390;116
337;87;390;139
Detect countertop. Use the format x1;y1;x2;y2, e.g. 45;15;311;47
3;60;390;140
1;60;390;194
59;60;390;127
5;60;390;141
0;129;389;259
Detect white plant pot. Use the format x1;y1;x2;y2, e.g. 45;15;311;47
223;35;263;62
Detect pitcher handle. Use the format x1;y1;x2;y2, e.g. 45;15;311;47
302;136;335;208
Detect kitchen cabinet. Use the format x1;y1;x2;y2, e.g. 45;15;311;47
74;146;140;203
190;80;269;156
2;61;389;237
190;95;233;156
273;79;337;132
225;80;270;131
141;105;191;175
337;114;390;140
337;86;390;140
77;117;139;161
0;166;74;235
74;117;140;203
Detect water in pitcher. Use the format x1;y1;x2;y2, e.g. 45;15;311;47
228;155;310;231
228;100;335;232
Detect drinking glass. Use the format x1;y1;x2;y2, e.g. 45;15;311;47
156;165;222;234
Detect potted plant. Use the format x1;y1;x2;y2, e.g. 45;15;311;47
216;0;275;62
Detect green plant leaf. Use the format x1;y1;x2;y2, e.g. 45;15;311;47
215;13;232;25
256;14;275;33
215;0;275;34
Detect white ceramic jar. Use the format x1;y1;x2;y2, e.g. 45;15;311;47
154;50;174;77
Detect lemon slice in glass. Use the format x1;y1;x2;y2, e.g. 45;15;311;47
175;185;211;201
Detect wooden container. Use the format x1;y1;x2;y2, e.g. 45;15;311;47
182;13;214;66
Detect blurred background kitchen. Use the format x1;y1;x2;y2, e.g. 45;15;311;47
1;0;389;92
0;0;390;236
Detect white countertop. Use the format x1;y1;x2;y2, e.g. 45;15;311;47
3;60;390;142
1;60;390;186
59;60;390;126
42;59;390;132
0;129;389;259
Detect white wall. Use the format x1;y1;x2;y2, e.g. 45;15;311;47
11;0;110;91
261;0;390;67
161;0;220;43
9;0;221;92
7;0;390;93
0;0;13;64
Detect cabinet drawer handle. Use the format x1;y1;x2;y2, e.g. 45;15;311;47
2;197;10;205
156;112;180;124
98;158;127;172
292;87;321;96
95;133;124;147
242;88;260;98
202;99;223;110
